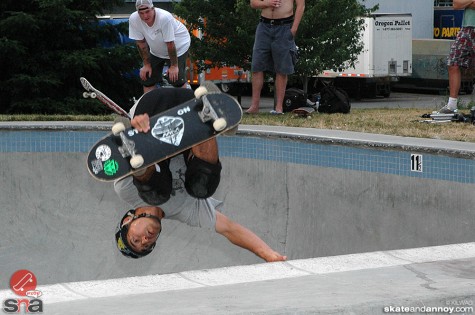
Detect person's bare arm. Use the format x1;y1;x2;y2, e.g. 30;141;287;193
215;211;287;262
250;0;281;9
165;41;179;82
291;0;305;36
136;39;152;81
453;0;475;9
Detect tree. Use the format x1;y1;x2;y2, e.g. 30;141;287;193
173;0;258;72
173;0;259;97
0;0;141;114
173;0;377;93
295;0;377;91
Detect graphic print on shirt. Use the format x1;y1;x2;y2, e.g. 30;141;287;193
171;167;186;196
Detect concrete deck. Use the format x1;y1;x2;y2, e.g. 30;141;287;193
23;243;475;315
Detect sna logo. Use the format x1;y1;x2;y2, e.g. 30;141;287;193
3;269;43;313
3;299;43;313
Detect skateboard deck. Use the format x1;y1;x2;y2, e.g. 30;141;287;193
419;112;468;123
430;113;457;121
87;89;242;182
292;106;315;118
80;77;131;118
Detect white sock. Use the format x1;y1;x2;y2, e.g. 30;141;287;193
447;97;458;109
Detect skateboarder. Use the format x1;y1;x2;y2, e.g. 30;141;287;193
114;85;287;262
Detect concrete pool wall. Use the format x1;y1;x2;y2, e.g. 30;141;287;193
0;123;474;291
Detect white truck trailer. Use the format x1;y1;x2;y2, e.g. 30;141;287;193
318;13;413;99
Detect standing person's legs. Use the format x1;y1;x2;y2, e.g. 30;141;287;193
441;27;475;113
448;65;462;99
274;73;288;113
272;24;297;114
247;23;272;114
443;43;463;113
247;72;265;114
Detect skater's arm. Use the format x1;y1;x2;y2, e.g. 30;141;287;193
215;211;287;262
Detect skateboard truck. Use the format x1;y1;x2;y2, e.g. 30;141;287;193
112;122;144;169
194;87;227;132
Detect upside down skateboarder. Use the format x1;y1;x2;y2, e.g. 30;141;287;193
114;84;287;262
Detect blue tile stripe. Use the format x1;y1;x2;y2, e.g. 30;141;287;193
0;131;474;184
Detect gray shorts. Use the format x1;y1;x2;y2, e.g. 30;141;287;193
251;22;298;74
140;50;189;87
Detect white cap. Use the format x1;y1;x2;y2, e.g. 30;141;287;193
136;0;153;10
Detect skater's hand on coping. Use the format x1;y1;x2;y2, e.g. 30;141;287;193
131;114;150;133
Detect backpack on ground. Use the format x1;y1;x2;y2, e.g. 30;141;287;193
318;85;351;114
283;88;308;112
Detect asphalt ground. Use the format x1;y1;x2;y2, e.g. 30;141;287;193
238;91;475;112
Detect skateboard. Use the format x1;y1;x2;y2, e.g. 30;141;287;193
292;106;316;118
86;87;242;182
419;112;468;123
80;77;131;118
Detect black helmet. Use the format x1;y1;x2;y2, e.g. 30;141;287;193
115;209;161;259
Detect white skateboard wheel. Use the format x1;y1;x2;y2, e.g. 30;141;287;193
194;86;208;98
90;92;97;98
83;92;90;98
213;118;227;132
130;155;144;169
112;122;126;136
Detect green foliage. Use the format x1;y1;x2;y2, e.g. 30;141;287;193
173;0;259;71
0;0;142;114
173;0;377;88
296;0;377;77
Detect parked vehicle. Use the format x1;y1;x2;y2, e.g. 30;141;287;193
318;13;413;99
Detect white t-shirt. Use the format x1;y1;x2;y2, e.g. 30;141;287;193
114;154;221;229
129;8;191;59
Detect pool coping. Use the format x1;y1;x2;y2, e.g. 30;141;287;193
1;122;474;158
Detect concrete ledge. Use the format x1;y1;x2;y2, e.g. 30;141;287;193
239;125;475;158
3;242;471;314
1;122;474;157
